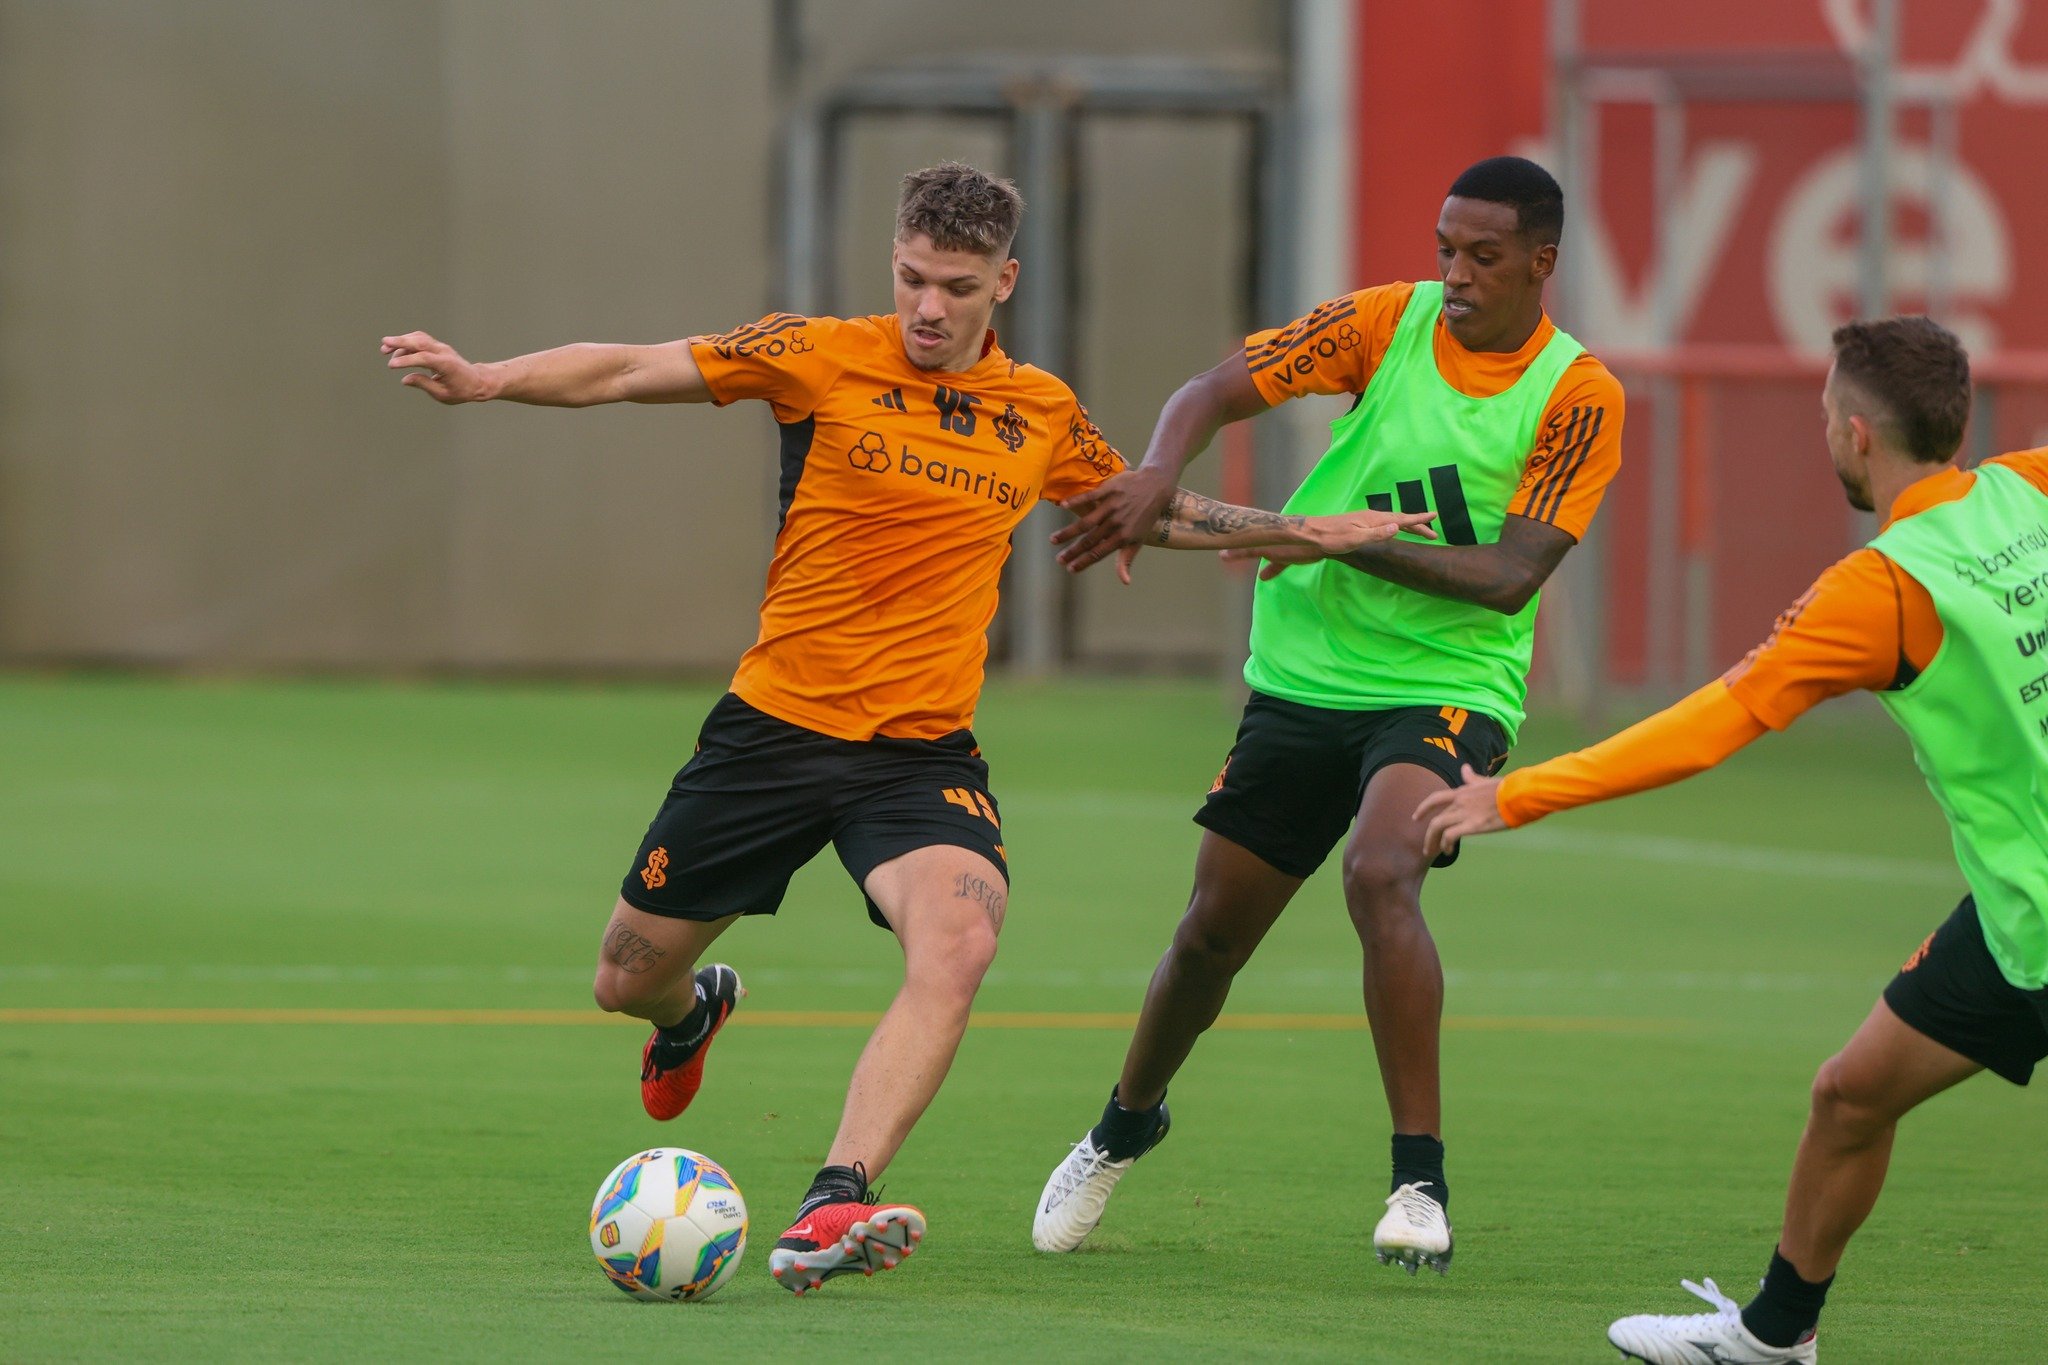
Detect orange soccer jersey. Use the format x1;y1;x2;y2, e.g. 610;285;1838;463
690;313;1125;742
1498;448;2048;824
1243;281;1627;542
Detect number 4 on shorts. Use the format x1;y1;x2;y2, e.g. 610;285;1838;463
941;786;999;826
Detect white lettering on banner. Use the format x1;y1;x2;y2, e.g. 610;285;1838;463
1513;136;1756;349
1823;0;2048;105
1769;146;2010;356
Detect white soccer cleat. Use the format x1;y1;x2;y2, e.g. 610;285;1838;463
1608;1277;1817;1363
1033;1136;1141;1252
1373;1182;1453;1275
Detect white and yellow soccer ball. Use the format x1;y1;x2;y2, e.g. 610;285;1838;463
589;1148;748;1301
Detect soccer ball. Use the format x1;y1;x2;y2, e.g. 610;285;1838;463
588;1148;748;1301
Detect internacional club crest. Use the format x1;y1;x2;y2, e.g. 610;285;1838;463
993;403;1028;453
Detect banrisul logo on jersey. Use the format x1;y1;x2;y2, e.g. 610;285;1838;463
845;431;1032;510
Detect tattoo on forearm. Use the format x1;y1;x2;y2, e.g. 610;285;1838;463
953;872;1007;929
1152;490;1184;545
1158;490;1306;545
602;924;667;975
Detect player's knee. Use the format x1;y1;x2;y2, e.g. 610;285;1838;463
1168;915;1255;977
954;916;1000;978
908;914;999;999
592;965;655;1016
1809;1054;1890;1137
1341;847;1422;927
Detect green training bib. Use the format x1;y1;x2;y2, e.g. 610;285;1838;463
1245;281;1583;742
1872;462;2048;989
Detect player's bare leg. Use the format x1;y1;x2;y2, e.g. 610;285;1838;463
592;897;737;1024
1780;998;1980;1277
591;897;745;1121
1117;833;1304;1108
1035;833;1301;1252
1609;1001;1981;1360
1343;763;1454;1272
769;845;1002;1293
828;844;1004;1172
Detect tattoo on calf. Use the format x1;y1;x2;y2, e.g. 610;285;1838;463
953;871;1007;928
603;923;667;975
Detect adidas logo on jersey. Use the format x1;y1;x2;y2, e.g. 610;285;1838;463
871;387;907;411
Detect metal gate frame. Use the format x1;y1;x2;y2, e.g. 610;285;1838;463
778;55;1299;674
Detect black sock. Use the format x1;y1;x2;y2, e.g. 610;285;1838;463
794;1163;871;1220
1390;1132;1448;1210
1741;1248;1831;1347
1091;1087;1165;1161
649;990;712;1066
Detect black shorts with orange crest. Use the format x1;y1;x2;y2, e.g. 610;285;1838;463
620;693;1008;930
1883;896;2048;1085
1194;691;1509;878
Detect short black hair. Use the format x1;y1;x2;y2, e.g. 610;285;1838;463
1830;316;1971;463
1446;156;1564;246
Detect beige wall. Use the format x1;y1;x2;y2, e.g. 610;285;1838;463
0;0;1287;673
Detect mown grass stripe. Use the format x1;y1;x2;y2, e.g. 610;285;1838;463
0;1007;1681;1033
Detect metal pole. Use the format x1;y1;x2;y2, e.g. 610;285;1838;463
1928;94;1958;324
779;107;824;315
1546;0;1605;721
1857;0;1898;320
1548;0;1583;332
1644;80;1685;693
1007;95;1071;677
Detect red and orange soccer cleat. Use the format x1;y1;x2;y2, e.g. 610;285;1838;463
768;1197;926;1296
638;963;743;1122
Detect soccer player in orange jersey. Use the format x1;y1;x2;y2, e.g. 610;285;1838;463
382;163;1430;1294
1034;157;1624;1273
1418;317;2048;1362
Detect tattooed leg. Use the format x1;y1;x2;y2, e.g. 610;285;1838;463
821;846;1008;1178
592;895;739;1024
953;870;1008;930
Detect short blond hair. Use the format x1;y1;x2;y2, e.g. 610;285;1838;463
896;162;1024;258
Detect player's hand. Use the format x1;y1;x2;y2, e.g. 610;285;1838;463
1304;508;1436;554
1053;465;1176;574
1413;763;1508;861
1218;543;1322;580
381;331;494;404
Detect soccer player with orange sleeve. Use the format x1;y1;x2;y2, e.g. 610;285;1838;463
1034;157;1624;1274
1417;317;2048;1363
380;162;1430;1296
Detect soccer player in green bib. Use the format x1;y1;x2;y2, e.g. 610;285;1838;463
1035;156;1626;1271
1418;320;2048;1361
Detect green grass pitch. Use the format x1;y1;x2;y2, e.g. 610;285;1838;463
2;674;2041;1361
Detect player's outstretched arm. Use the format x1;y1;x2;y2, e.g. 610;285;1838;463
1413;683;1773;860
381;332;712;407
1072;490;1433;585
1054;353;1272;572
1223;512;1573;615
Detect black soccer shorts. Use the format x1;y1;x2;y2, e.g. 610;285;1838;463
619;693;1008;930
1194;690;1510;878
1883;896;2048;1085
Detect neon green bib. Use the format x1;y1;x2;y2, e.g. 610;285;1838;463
1871;462;2048;989
1244;281;1582;742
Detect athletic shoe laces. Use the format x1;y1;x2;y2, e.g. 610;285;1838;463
1384;1182;1446;1227
1632;1276;1745;1332
1045;1140;1124;1208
